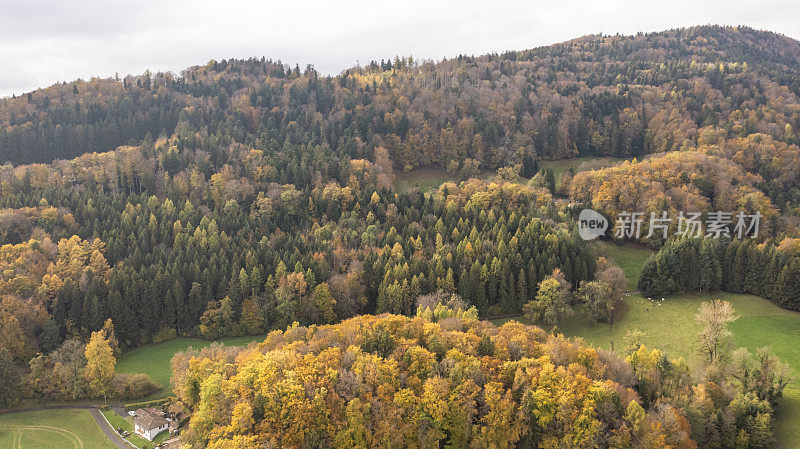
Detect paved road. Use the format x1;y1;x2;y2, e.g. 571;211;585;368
88;408;137;449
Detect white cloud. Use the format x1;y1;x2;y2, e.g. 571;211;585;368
1;0;797;97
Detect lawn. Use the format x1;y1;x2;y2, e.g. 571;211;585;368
0;409;115;449
600;241;655;291
493;291;800;448
116;335;265;400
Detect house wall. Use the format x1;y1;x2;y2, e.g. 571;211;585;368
136;423;168;441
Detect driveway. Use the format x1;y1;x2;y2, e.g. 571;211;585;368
87;408;137;449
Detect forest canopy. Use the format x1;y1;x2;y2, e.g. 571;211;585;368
170;308;790;448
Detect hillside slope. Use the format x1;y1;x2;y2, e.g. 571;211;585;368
1;25;799;170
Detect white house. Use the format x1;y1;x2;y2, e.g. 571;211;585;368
134;410;169;441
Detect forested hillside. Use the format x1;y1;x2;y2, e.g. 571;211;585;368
3;26;800;193
1;25;800;431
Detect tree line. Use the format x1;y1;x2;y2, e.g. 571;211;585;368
638;237;800;310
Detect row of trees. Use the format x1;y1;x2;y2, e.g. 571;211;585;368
638;237;800;310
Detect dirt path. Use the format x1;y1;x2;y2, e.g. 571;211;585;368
15;425;85;449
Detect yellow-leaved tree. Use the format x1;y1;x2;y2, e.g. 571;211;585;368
85;327;116;403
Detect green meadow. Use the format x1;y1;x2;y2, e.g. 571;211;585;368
0;409;114;449
600;241;654;291
116;335;265;401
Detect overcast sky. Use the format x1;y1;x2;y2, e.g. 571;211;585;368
1;0;798;98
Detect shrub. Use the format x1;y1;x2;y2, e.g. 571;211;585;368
110;373;160;400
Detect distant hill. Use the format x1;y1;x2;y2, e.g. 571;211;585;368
1;25;798;166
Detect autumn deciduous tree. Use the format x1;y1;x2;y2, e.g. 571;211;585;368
0;295;48;363
240;298;265;335
577;280;615;324
524;269;573;326
99;318;120;355
696;300;738;364
85;327;116;402
0;348;20;407
569;151;779;236
29;339;87;400
730;347;793;407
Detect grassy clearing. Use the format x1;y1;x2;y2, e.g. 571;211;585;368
394;168;493;193
393;158;621;194
599;241;655;291
0;409;115;449
116;335;265;401
539;156;623;179
394;168;453;192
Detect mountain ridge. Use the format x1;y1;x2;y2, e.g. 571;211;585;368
1;24;799;173
7;24;800;96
